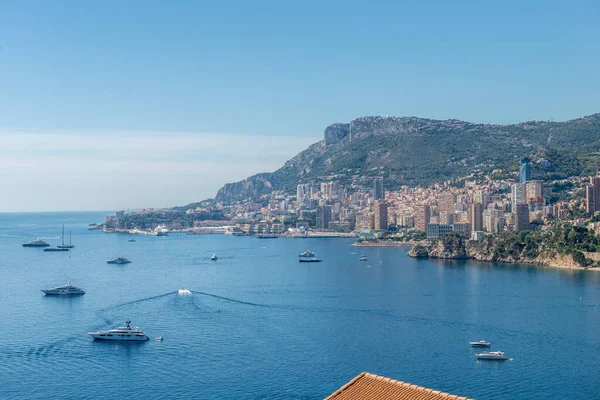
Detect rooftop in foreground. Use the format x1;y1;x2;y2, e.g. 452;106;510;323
325;372;472;400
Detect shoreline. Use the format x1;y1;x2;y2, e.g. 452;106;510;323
410;254;600;272
351;241;416;247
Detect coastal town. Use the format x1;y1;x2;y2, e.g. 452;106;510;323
100;157;600;249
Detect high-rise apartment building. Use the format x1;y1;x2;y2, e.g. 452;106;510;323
469;202;483;232
586;176;600;214
437;193;457;214
316;206;332;230
525;180;543;200
511;183;525;211
374;200;388;230
414;205;431;232
519;158;531;184
355;212;375;230
296;184;310;201
514;203;530;231
373;177;385;201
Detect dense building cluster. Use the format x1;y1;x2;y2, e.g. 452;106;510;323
104;158;600;241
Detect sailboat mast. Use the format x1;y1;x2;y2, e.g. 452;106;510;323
62;225;65;246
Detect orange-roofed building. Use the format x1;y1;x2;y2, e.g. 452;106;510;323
325;372;472;400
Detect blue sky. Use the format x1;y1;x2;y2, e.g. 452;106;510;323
1;0;599;211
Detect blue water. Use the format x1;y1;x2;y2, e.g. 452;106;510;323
1;212;599;399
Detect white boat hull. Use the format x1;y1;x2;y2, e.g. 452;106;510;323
42;290;85;295
88;333;149;341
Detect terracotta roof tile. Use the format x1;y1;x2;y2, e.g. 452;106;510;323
325;372;473;400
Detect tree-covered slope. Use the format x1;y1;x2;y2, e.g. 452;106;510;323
215;113;600;202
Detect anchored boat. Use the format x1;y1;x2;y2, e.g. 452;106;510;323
88;321;149;341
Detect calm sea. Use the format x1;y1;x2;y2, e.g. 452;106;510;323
1;211;599;399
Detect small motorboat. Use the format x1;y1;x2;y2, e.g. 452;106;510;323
211;254;217;261
299;250;316;258
299;258;322;263
155;336;163;341
359;255;368;261
476;351;508;360
106;256;132;264
470;340;491;348
128;239;136;242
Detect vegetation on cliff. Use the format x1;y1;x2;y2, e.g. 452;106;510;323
215;113;600;202
410;227;600;269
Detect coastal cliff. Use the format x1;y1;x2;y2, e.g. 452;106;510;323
408;232;600;270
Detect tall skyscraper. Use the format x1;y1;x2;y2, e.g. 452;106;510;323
374;200;388;230
519;158;531;184
373;177;385;201
414;205;430;232
587;176;600;214
316;206;332;230
469;202;483;232
586;184;596;214
511;183;525;211
514;204;530;231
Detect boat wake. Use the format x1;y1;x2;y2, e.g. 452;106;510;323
190;290;267;307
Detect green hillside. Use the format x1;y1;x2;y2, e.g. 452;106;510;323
215;114;600;202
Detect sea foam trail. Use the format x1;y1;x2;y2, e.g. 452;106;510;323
190;290;267;307
100;291;179;311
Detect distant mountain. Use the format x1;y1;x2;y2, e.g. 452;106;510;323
215;113;600;202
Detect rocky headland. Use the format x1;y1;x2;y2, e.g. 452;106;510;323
408;233;600;271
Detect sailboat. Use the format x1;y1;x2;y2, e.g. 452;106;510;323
57;225;75;249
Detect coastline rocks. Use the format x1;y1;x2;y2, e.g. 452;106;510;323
409;234;594;270
408;234;470;259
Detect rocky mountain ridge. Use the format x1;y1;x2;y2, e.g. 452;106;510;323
215;113;600;202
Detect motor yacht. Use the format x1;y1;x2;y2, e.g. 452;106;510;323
41;280;85;296
359;255;368;261
476;351;508;360
106;256;132;264
22;238;50;247
470;340;491;348
88;321;149;341
299;250;316;258
211;254;217;260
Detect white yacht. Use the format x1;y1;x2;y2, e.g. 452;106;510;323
22;238;50;247
88;321;149;341
41;280;85;296
476;351;508;360
154;225;169;236
106;256;132;264
211;254;217;260
359;255;368;261
470;340;491;348
299;250;315;258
